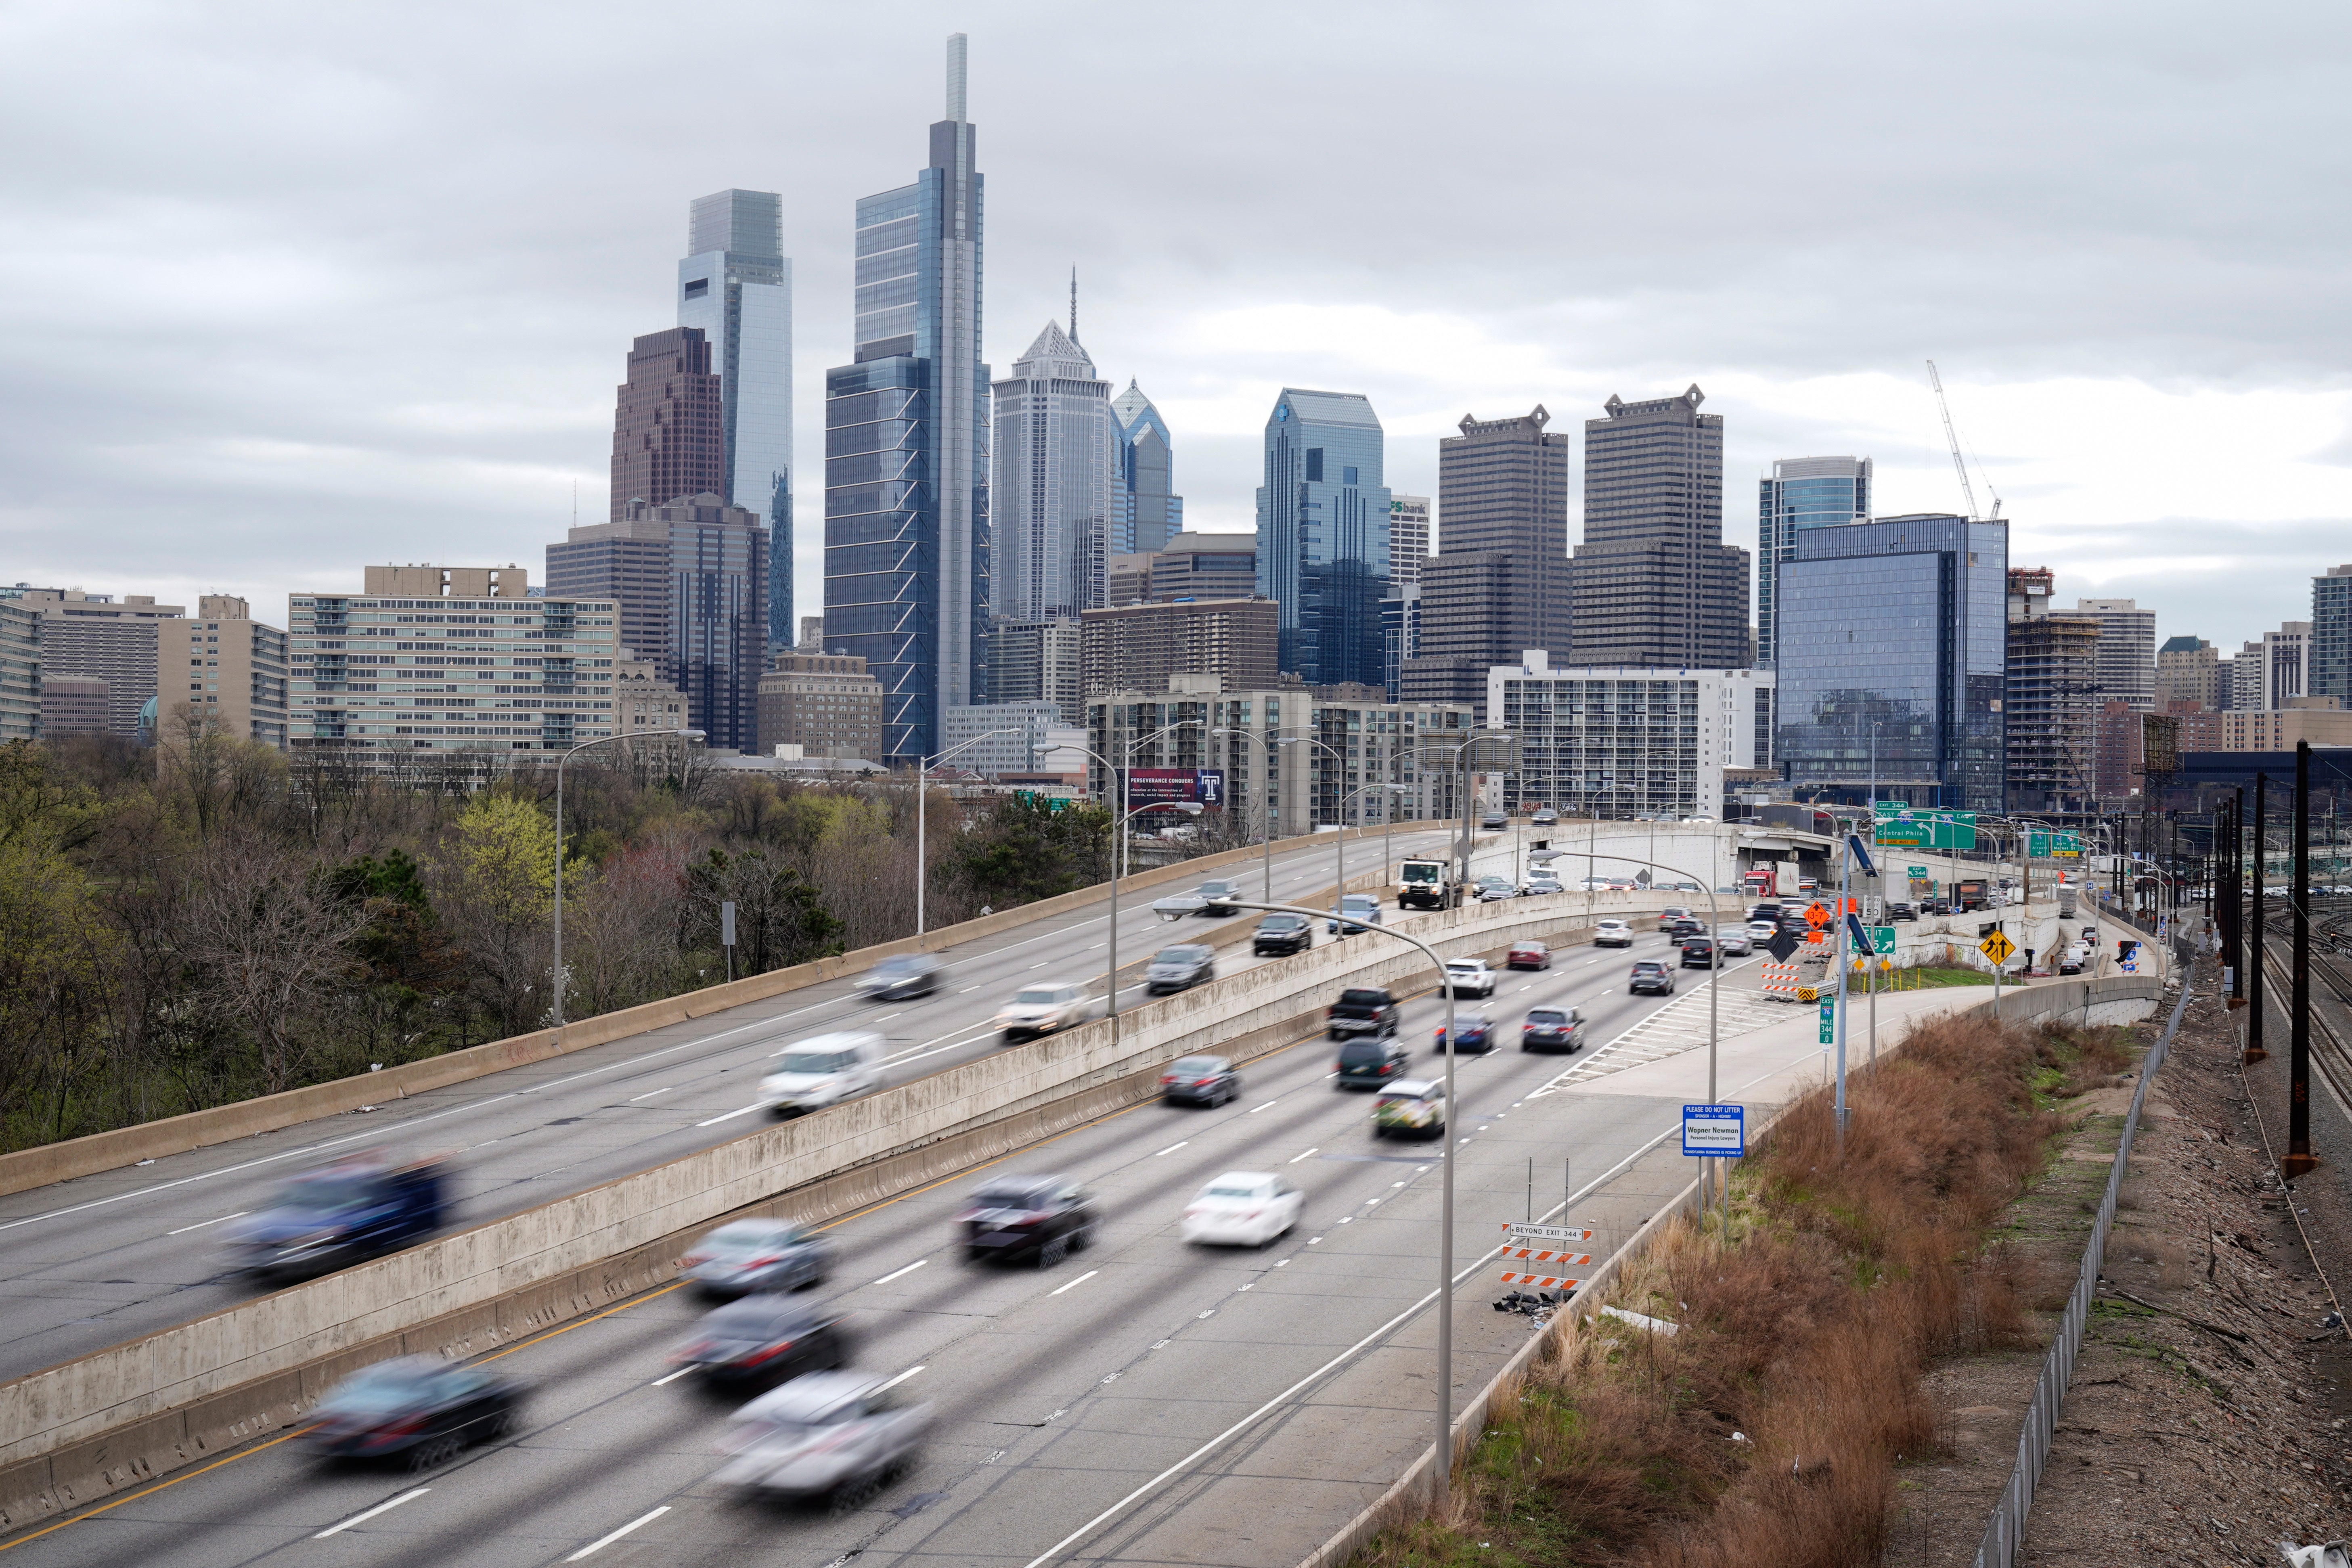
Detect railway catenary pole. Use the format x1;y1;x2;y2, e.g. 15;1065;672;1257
2249;774;2269;1064
2288;741;2318;1177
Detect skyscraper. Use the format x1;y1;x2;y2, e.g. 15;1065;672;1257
1570;386;1750;668
610;327;725;520
992;320;1112;622
678;190;794;654
1110;380;1183;556
2312;564;2352;705
823;34;989;764
1386;496;1430;589
1755;456;1869;667
1255;389;1391;688
2071;598;2156;710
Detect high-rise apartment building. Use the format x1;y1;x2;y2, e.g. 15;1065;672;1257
2156;635;2222;710
1387;496;1430;589
1255;388;1391;689
0;586;186;738
2071;598;2156;710
2237;624;2311;711
40;678;107;737
1079;598;1280;701
2312;564;2352;705
1399;406;1572;706
678;190;794;654
823;35;990;765
1756;456;1870;668
942;700;1057;777
1485;652;1775;821
1775;513;2006;811
992;320;1112;622
547;493;768;751
157;596;289;751
984;618;1083;726
1110;380;1182;556
609;327;725;518
0;601;38;740
1571;386;1750;668
758;652;885;761
2004;568;2098;811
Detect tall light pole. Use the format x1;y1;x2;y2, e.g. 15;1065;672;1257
1212;725;1281;902
553;726;704;1026
915;726;1028;936
1111;714;1205;878
1278;733;1348;910
1040;739;1194;1046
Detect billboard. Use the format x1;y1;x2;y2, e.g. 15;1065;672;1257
1121;768;1225;808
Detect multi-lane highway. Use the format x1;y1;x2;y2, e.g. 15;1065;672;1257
0;910;1801;1567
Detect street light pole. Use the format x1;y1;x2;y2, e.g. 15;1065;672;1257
915;726;1027;937
553;725;703;1027
1213;725;1280;903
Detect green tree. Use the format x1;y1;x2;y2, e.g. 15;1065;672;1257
686;847;845;975
954;795;1111;908
438;793;559;1037
0;837;120;1147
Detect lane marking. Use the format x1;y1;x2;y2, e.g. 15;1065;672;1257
314;1487;429;1538
1152;1141;1188;1157
165;1211;247;1237
872;1258;928;1285
567;1505;670;1560
875;1363;928;1392
650;1367;695;1387
0;1424;315;1553
1246;1101;1278;1114
1287;1147;1318;1164
625;1087;673;1102
694;1104;762;1128
1048;1269;1099;1297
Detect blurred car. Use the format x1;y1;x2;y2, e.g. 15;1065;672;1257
1579;876;1615;892
1149;890;1208;919
1160;1054;1240;1106
1443;958;1498;998
1663;916;1705;942
1480;811;1509;830
1473;875;1519;902
1335;1033;1413;1089
1253;913;1315;955
2057;944;2088;976
1326;985;1401;1039
1372;1080;1448;1139
669;1295;850;1386
1886;902;1919;922
304;1356;523;1470
1531;808;1560;826
1328;893;1384;934
1746;920;1779;943
712;1371;932;1506
1144;944;1217;994
993;983;1093;1042
229;1153;448;1281
1594;919;1634;948
1181;1171;1304;1247
1629;960;1676;995
1714;926;1752;956
1506;940;1552;970
1432;1011;1496;1054
1679;935;1718;969
1658;906;1692;922
957;1176;1096;1267
1748;902;1783;925
1521;1007;1583;1053
857;954;943;1001
678;1218;835;1298
1196;880;1244;916
760;1032;885;1117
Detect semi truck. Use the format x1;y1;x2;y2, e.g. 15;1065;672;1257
1397;857;1464;910
228;1152;451;1281
1743;863;1797;899
1952;879;1990;912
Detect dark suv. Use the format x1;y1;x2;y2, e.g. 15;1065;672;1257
1628;960;1675;996
1679;935;1717;969
1335;1034;1413;1089
1521;1007;1583;1053
957;1176;1097;1268
1326;986;1401;1039
1253;914;1314;956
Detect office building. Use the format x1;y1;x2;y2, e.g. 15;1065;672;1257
1774;513;2007;812
1756;456;1870;667
1399;406;1572;707
1571;386;1750;668
2312;565;2352;705
155;597;289;750
757;651;885;762
2156;635;2222;711
1110;380;1183;556
609;327;725;517
1388;495;1430;589
2238;623;2312;712
1087;686;1472;837
823;34;990;765
992;319;1112;622
1485;652;1775;821
985;617;1083;725
2071;598;2155;710
1256;388;1392;689
40;677;108;737
614;651;688;737
2218;701;2352;752
2005;569;2099;812
677;190;794;654
941;700;1057;777
1079;598;1280;702
0;586;187;739
289;568;619;773
547;492;768;751
1381;586;1421;701
0;601;38;740
1105;533;1258;607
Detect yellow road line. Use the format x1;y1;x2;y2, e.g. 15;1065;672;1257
0;1426;314;1554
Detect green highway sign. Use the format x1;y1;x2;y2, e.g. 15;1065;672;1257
1872;807;1977;850
1818;999;1835;1046
1906;865;1928;879
2027;829;2084;858
1868;925;1897;954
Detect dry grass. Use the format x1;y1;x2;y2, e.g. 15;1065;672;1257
1349;1015;2138;1568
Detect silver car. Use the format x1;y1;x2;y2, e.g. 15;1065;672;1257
1714;926;1753;956
712;1371;932;1506
677;1218;835;1298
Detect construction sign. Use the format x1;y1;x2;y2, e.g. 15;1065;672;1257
1499;1222;1594;1290
1979;929;2017;966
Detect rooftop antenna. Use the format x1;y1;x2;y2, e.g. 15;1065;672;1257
1070;266;1079;343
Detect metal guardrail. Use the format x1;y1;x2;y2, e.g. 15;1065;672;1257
1972;974;2193;1568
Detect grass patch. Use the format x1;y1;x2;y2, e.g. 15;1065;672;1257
1884;965;1996;988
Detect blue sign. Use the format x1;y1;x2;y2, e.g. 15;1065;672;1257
1682;1103;1746;1157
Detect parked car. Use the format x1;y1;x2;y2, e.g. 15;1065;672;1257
712;1371;932;1507
1505;940;1551;970
1714;926;1752;956
1679;935;1718;969
1887;902;1918;922
1531;808;1560;826
1474;875;1519;902
1480;811;1509;830
677;1218;835;1298
1628;960;1676;995
1335;1033;1414;1089
956;1175;1096;1267
1144;944;1217;994
1372;1080;1448;1139
1594;919;1634;948
1442;958;1499;998
857;954;944;1001
304;1357;524;1470
1159;1054;1240;1106
1433;1011;1496;1054
1196;880;1244;916
1181;1172;1304;1248
1328;893;1384;934
759;1032;886;1118
992;983;1092;1043
1253;913;1315;956
1326;985;1401;1040
668;1295;851;1386
1520;1007;1583;1053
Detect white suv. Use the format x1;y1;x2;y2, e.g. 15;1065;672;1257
1442;959;1498;999
758;1032;885;1117
1594;919;1634;948
993;983;1093;1043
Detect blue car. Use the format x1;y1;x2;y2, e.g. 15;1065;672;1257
1432;1012;1497;1054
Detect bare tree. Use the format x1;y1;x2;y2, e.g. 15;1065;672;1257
186;834;369;1095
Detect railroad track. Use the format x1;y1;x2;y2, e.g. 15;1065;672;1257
2259;929;2352;1119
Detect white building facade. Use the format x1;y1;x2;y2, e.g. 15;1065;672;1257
1484;652;1775;820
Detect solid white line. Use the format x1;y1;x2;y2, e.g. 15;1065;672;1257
874;1363;928;1392
650;1366;695;1386
872;1258;928;1285
694;1104;762;1128
567;1505;670;1560
1246;1100;1278;1114
625;1087;672;1102
1152;1141;1188;1157
166;1210;247;1237
1048;1269;1099;1297
1287;1147;1318;1164
314;1487;429;1537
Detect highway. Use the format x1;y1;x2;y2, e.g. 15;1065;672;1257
0;915;1795;1567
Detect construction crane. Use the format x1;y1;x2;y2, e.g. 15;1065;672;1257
1926;360;2002;521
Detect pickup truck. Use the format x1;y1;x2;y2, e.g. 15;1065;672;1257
1326;986;1401;1040
228;1153;450;1281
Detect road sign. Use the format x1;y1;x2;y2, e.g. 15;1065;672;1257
1869;925;1897;953
1818;999;1835;1045
1502;1222;1594;1245
1765;928;1799;962
1979;929;2017;965
1682;1104;1747;1156
1804;901;1832;929
1872;806;1978;850
1907;866;1927;879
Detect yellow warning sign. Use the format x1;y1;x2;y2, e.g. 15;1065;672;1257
1979;929;2016;965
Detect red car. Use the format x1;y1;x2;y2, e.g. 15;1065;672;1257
1505;941;1551;971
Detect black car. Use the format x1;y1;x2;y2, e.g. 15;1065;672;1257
957;1176;1096;1267
1629;960;1676;995
857;954;945;1001
1196;880;1244;916
668;1296;850;1385
305;1356;524;1470
1335;1034;1413;1089
1145;944;1217;994
1679;935;1717;969
1432;1011;1496;1054
1253;913;1314;956
678;1218;835;1298
1327;986;1401;1040
1521;1007;1583;1053
1663;916;1705;943
1748;903;1783;927
1887;902;1918;922
1160;1053;1240;1105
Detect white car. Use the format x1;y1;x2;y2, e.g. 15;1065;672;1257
1594;919;1634;948
758;1032;886;1116
992;983;1093;1043
1442;958;1498;998
1181;1171;1304;1247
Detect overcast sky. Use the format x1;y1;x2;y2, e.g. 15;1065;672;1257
5;0;2349;657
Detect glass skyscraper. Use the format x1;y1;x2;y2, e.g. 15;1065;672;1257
992;320;1110;621
1755;455;1869;668
1110;380;1182;556
677;190;792;655
1255;389;1391;688
822;35;990;764
2314;563;2352;706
